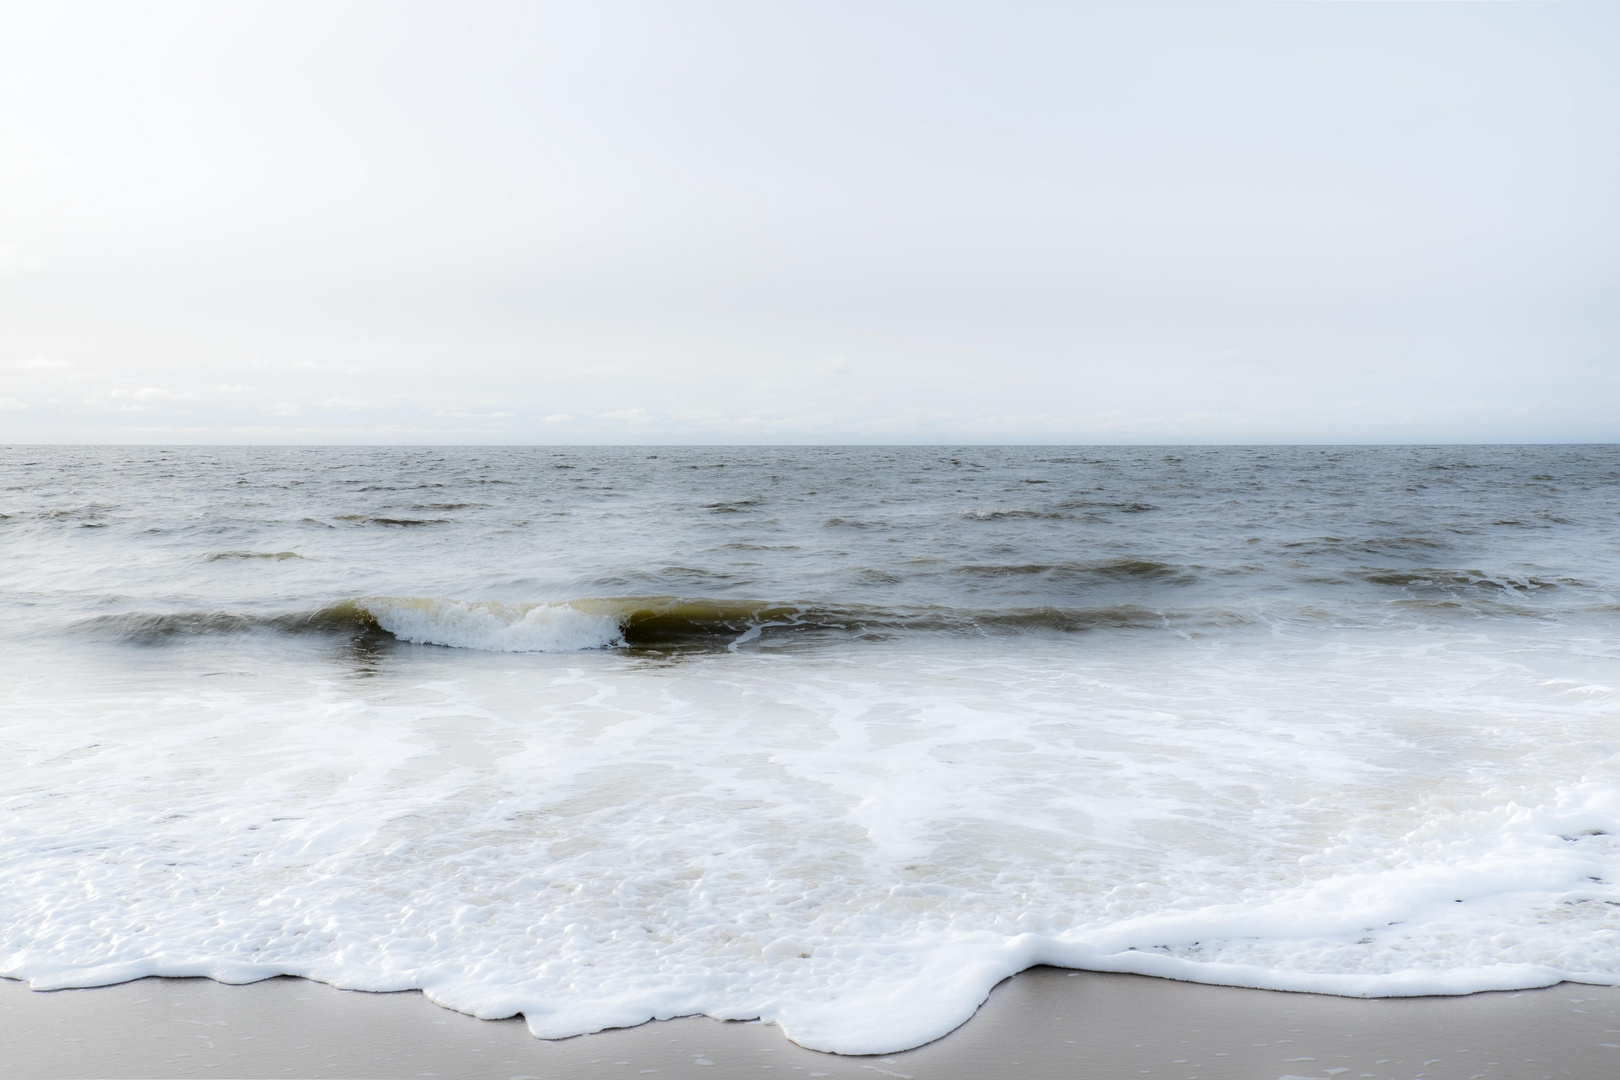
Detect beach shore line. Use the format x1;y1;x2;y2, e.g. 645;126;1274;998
4;967;1617;1080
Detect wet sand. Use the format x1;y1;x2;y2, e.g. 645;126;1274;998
4;969;1618;1080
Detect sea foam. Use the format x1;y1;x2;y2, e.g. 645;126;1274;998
359;597;624;652
4;632;1620;1054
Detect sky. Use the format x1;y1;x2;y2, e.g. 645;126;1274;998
1;1;1617;445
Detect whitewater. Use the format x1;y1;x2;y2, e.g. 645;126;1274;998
3;444;1619;1054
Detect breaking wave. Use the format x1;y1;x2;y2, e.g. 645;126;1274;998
365;597;622;652
72;596;1216;652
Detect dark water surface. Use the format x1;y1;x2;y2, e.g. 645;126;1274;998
5;445;1617;645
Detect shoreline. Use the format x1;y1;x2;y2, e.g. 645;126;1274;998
5;968;1619;1079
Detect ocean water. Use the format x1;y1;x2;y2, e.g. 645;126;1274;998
3;444;1620;1054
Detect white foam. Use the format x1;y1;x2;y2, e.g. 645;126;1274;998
4;628;1620;1054
360;597;623;652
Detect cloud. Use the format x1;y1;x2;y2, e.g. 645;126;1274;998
0;397;26;410
212;383;259;394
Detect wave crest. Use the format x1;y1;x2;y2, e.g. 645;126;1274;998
72;596;1208;652
362;597;623;652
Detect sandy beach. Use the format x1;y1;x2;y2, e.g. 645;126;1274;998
4;968;1618;1080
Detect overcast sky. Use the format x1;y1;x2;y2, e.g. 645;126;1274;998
2;1;1617;444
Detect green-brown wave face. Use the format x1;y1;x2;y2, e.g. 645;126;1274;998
69;594;1234;651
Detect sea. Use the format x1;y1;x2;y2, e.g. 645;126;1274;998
3;444;1619;1054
